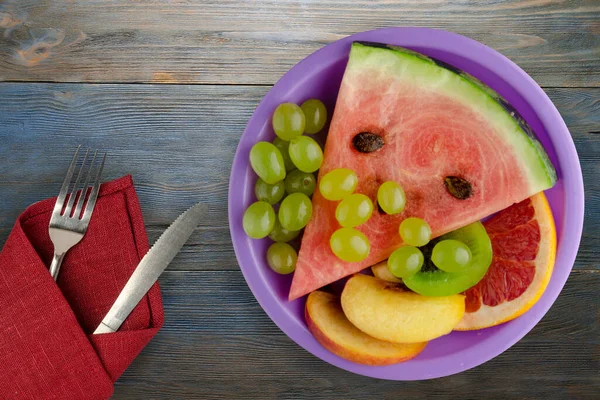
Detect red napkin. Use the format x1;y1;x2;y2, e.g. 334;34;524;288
0;175;163;400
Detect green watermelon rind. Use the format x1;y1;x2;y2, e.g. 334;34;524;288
349;42;557;190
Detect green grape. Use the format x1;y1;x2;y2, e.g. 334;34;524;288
268;216;300;242
330;228;370;262
266;242;298;274
249;142;286;184
377;181;406;214
335;194;373;228
319;168;358;201
431;239;472;273
301;99;327;134
272;137;296;171
284;169;316;196
279;192;313;231
272;103;305;141
255;178;285;205
288;136;323;173
388;246;424;279
399;217;432;247
243;201;275;239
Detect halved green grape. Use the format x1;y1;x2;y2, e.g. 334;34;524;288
266;242;298;274
272;103;305;141
255;178;285;205
288;136;323;173
284;169;316;196
279;192;313;231
301;99;327;134
335;193;373;228
243;201;275;239
249;142;286;184
388;246;424;279
272;137;296;171
377;181;406;215
399;217;432;247
330;227;370;262
431;239;472;273
268;216;300;242
319;168;358;201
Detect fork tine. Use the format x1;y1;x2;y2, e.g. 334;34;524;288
64;147;90;216
53;145;81;216
73;149;98;219
82;152;106;223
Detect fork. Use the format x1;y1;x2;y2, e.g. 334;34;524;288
48;146;107;281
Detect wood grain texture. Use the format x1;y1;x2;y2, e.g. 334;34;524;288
0;0;598;87
0;83;598;272
108;270;600;399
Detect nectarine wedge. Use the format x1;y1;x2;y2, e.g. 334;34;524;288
371;261;401;283
306;291;427;366
341;275;465;343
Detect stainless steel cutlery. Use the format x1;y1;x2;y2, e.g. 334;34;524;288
93;202;206;334
49;146;106;280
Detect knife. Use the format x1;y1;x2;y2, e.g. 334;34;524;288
93;202;207;334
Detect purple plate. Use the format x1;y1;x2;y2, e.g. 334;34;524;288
228;28;584;380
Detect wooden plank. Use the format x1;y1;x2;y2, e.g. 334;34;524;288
110;269;599;399
0;0;598;87
0;84;597;272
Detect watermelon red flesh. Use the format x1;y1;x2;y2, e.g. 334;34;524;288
289;43;556;301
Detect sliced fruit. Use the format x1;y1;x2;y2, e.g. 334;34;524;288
341;275;465;343
371;261;402;283
306;291;427;366
456;192;556;330
289;42;557;300
403;221;492;297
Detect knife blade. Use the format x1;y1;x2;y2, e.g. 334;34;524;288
93;202;207;334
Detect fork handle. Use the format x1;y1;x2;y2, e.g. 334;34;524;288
49;253;66;281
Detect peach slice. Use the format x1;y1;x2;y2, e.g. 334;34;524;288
306;291;427;366
371;261;401;283
341;275;465;343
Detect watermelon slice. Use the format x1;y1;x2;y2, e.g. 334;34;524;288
289;42;556;301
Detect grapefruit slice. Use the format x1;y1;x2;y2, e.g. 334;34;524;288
455;192;556;330
290;42;557;300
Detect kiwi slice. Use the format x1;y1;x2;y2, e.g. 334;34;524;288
403;221;492;297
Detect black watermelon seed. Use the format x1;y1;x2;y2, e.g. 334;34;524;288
444;176;473;200
353;132;385;153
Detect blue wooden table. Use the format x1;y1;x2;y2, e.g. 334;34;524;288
0;1;598;398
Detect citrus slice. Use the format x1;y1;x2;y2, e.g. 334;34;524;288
455;192;556;330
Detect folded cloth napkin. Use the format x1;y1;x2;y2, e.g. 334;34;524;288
0;175;163;400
